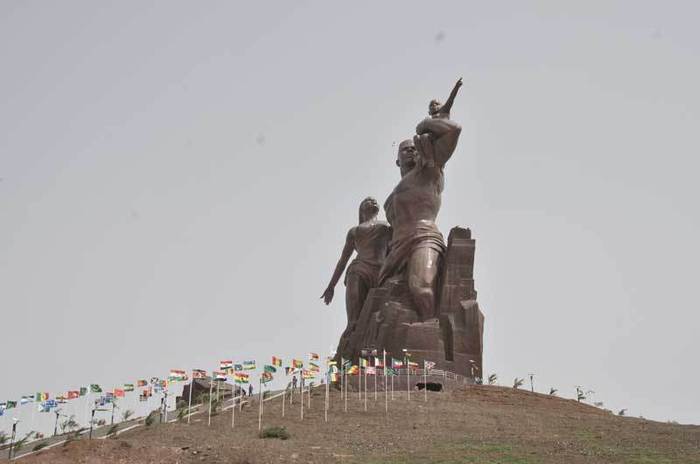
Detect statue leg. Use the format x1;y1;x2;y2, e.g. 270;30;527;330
345;272;369;332
407;247;441;321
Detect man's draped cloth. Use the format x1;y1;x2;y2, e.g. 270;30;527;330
378;220;446;285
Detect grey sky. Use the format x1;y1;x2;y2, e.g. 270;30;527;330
1;1;699;426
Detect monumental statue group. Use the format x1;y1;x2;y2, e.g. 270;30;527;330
322;79;484;379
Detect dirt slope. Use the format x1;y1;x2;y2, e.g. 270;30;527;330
10;385;700;464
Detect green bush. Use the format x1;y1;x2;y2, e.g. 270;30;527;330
259;426;290;440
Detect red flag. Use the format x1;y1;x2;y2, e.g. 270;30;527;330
67;391;80;400
113;388;125;398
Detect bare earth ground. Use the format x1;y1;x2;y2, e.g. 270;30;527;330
9;385;700;464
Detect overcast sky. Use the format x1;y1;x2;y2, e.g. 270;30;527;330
2;1;699;426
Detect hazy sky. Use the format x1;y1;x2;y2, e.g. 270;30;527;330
2;1;699;426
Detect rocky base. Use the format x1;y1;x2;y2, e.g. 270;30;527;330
335;226;484;378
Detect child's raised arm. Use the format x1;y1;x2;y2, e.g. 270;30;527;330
440;77;463;115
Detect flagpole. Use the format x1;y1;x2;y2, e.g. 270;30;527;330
300;374;304;420
358;364;362;403
257;377;263;431
405;352;410;402
424;362;428;402
383;350;388;413
364;367;368;412
187;374;194;425
324;370;329;423
282;386;286;418
374;368;377;401
207;378;214;426
344;368;348;412
231;391;236;429
83;391;90;428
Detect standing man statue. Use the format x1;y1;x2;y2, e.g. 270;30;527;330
379;78;463;321
321;197;392;336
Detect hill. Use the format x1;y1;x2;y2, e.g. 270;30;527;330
8;384;700;464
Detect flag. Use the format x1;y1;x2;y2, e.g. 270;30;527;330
424;360;436;370
234;363;243;371
6;400;17;409
35;392;49;402
124;384;135;392
67;391;80;400
386;367;398;376
374;357;384;368
150;377;160;385
214;371;227;381
160;380;168;389
264;365;277;373
309;352;320;361
90;384;102;393
79;387;87;396
302;370;315;379
113;389;125;398
56;396;67;403
39;400;56;412
347;365;359;375
285;367;296;375
271;356;283;367
261;371;274;383
309;362;320;372
359;358;369;368
292;359;303;368
242;360;256;370
192;369;207;379
220;360;233;371
407;360;419;369
366;366;377;375
137;380;147;387
341;358;352;369
234;372;249;384
391;358;404;368
20;396;32;405
327;359;338;367
168;369;188;381
330;372;339;382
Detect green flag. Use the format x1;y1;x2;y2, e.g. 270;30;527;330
264;365;276;373
6;400;17;409
90;384;102;393
124;384;134;392
79;387;87;396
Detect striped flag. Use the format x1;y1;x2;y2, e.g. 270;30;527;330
348;365;359;375
359;358;369;368
67;390;80;399
35;392;49;401
292;359;303;368
366;366;377;375
285;367;296;375
124;384;135;392
214;371;227;381
220;360;233;371
261;371;274;383
234;372;249;384
242;360;256;370
192;369;207;379
302;370;315;379
424;360;436;370
137;380;147;387
264;365;277;373
169;369;188;381
391;358;404;368
271;356;283;367
374;357;384;368
113;389;125;398
309;362;320;372
309;352;320;361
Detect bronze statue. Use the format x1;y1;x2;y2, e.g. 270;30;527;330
321;197;392;334
378;78;463;321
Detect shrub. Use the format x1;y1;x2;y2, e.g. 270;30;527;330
145;410;159;426
259;426;290;440
487;374;497;385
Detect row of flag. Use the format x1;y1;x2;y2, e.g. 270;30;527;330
1;352;433;416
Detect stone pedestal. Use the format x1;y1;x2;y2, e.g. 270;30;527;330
334;226;485;379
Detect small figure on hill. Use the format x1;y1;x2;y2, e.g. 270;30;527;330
292;375;298;391
248;384;254;396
